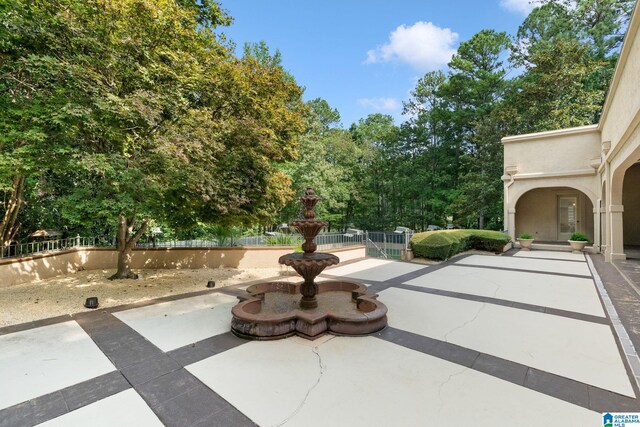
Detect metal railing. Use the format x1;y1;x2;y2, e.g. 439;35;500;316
1;230;403;261
0;236;99;260
365;231;413;260
135;232;365;250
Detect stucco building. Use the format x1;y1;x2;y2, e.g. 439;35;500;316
502;4;640;262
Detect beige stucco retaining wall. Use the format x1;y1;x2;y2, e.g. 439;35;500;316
0;246;366;288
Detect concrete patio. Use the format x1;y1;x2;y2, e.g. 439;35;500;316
1;251;639;426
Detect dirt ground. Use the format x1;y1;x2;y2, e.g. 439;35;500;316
0;266;290;327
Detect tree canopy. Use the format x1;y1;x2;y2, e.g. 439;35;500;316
0;0;633;263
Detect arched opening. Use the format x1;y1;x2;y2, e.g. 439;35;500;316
623;162;640;259
515;187;594;242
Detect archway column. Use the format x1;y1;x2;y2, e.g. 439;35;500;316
608;204;626;261
593;206;601;252
507;208;516;241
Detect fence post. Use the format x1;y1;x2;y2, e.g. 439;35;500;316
383;232;387;257
365;231;369;256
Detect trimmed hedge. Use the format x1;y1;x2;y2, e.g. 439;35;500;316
410;229;511;260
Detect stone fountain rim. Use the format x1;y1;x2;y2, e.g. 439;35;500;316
232;279;387;325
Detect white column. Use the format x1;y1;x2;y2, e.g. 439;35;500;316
508;208;516;241
593;205;600;252
609;204;626;261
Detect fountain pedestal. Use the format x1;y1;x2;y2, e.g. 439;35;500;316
230;187;388;340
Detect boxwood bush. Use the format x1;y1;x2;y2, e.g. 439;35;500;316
410;230;511;260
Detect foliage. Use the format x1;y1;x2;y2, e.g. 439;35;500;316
0;0;633;250
410;230;511;260
211;225;241;247
1;0;305;277
519;233;533;239
279;98;367;231
569;232;590;242
264;234;298;246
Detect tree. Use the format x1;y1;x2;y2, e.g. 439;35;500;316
512;38;607;132
280;99;363;231
2;0;305;278
441;30;512;228
513;0;634;124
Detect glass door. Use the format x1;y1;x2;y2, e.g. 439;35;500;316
558;196;577;240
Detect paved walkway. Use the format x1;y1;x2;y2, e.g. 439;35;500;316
1;251;639;426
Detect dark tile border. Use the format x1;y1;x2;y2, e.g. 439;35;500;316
168;332;247;366
509;253;587;263
0;371;130;427
453;263;592;279
502;248;518;257
0;307;254;427
393;283;609;325
503;248;587;262
375;326;640;412
0;314;73;336
76;311;252;426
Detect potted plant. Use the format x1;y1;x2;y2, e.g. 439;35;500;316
568;232;590;253
517;233;534;251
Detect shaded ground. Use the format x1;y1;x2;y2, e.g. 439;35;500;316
0;267;288;327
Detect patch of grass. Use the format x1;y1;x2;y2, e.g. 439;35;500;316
410;229;511;260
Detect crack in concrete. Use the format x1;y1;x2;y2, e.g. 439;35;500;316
273;336;335;427
443;303;487;344
436;366;469;417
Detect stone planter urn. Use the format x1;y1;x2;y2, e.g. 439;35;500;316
568;240;588;253
518;238;534;251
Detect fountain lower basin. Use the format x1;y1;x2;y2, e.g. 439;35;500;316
231;280;388;340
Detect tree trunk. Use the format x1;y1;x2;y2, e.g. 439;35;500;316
0;175;25;246
108;213;148;280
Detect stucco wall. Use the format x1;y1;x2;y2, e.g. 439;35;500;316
503;126;601;176
0;246;366;287
600;11;640;155
515;187;594;241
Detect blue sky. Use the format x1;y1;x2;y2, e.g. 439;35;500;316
219;0;536;127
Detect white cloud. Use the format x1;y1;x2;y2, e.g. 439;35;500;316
357;97;401;112
500;0;537;15
365;21;458;71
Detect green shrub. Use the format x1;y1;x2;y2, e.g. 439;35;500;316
410;232;455;260
265;235;298;246
410;229;511;260
518;233;533;240
569;232;590;242
469;231;512;253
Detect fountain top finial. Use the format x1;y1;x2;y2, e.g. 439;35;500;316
300;186;320;219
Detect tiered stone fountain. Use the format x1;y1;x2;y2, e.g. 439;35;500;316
231;187;388;340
